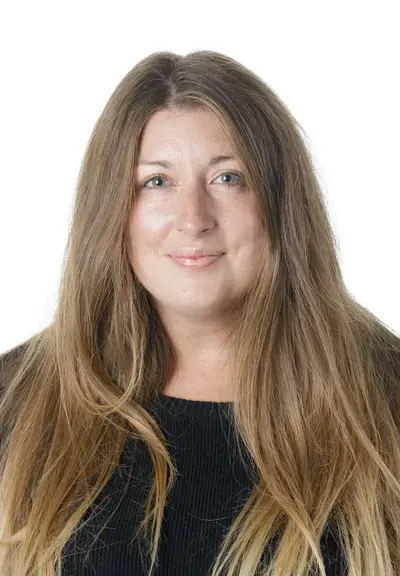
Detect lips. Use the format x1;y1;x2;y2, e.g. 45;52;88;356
168;253;224;270
168;250;223;258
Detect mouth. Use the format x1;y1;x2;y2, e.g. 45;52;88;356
168;253;224;270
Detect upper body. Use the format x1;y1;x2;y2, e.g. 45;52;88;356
60;392;347;575
1;50;399;576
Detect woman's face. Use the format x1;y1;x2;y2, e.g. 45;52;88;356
128;106;265;320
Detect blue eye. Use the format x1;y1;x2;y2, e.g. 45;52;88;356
214;172;245;186
141;171;245;189
142;175;169;188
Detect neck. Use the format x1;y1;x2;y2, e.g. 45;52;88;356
156;307;236;401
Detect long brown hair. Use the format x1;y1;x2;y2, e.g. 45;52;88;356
1;49;399;576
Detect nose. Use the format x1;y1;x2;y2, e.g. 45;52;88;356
174;184;216;237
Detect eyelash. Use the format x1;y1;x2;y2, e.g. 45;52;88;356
140;171;246;189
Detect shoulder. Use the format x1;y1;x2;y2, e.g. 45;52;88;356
0;342;29;395
369;326;400;430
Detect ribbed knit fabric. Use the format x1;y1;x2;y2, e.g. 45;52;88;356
61;393;347;575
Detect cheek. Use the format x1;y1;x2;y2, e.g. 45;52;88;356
225;201;264;248
225;204;266;275
130;201;172;250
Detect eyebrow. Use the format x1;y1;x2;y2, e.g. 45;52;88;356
138;154;236;168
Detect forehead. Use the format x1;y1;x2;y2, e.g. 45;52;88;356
137;107;236;161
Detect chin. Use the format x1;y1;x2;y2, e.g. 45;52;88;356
167;298;225;315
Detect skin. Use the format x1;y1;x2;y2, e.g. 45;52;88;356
128;106;265;401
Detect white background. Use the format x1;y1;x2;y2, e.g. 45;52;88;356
0;1;399;353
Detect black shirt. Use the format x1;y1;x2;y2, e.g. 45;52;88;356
61;393;347;575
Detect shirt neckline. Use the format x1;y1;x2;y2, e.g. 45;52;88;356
150;392;234;420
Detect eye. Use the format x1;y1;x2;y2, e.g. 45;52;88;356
141;174;170;188
213;171;245;186
141;171;245;189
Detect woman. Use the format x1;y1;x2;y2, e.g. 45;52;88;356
0;50;399;576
